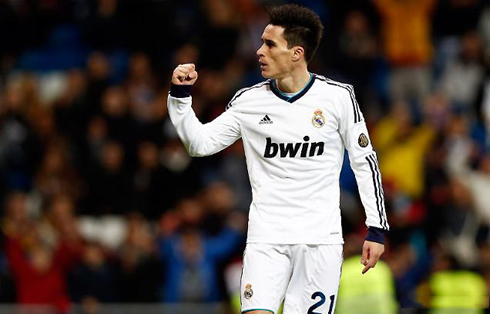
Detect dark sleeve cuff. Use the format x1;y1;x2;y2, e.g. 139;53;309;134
170;84;192;98
365;227;387;244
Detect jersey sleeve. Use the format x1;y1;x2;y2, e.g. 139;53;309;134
338;85;389;244
167;85;241;157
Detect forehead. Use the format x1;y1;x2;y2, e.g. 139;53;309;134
261;24;286;42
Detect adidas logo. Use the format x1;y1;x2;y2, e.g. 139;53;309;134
259;115;273;125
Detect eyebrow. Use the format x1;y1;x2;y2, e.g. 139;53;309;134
262;38;276;46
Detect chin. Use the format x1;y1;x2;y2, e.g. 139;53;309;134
261;71;275;79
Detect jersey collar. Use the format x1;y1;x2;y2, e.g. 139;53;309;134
270;73;316;103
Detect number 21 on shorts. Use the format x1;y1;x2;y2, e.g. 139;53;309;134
307;292;335;314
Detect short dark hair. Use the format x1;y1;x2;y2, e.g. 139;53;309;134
266;4;323;63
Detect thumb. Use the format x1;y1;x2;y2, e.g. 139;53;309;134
188;71;197;79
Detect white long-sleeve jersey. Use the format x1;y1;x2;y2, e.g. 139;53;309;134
167;74;389;245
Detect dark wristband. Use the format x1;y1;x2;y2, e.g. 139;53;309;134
170;84;192;98
365;227;387;244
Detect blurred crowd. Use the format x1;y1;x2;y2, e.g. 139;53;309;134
1;0;490;312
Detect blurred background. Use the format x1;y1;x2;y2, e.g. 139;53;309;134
0;0;490;313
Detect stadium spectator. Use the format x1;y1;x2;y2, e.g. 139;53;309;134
0;76;44;191
68;241;114;303
130;141;167;218
373;101;436;199
52;69;88;145
34;140;84;201
157;197;245;302
114;212;161;302
424;246;488;310
5;223;81;313
337;10;378;109
158;138;202;210
440;31;485;116
37;194;81;249
373;0;436;106
85;140;131;215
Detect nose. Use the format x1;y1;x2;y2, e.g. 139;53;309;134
256;44;264;57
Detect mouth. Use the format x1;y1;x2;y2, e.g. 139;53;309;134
259;61;267;70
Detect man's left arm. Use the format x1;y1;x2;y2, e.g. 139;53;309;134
338;85;389;274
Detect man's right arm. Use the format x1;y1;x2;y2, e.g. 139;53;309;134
167;63;241;157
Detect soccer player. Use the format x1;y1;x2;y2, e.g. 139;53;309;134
167;4;389;314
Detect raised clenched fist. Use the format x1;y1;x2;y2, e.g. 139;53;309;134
171;63;198;85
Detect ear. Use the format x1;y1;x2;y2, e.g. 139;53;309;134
291;46;305;62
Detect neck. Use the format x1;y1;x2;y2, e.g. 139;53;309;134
275;68;311;93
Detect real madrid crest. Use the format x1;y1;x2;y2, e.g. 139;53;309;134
244;284;253;299
358;133;369;148
312;109;325;128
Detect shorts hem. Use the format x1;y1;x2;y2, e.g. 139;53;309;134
242;308;275;314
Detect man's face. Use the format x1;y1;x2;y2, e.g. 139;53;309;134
256;24;296;79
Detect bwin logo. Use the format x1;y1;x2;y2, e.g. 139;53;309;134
264;136;324;158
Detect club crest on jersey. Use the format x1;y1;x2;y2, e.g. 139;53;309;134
358;133;369;148
312;109;325;128
244;284;253;299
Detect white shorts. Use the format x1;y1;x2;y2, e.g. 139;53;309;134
240;243;343;314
